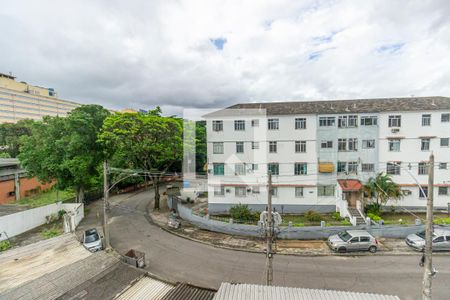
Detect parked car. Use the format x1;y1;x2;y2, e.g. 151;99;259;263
327;230;379;253
405;227;450;251
82;228;103;252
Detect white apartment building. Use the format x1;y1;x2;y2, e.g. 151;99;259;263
205;97;450;217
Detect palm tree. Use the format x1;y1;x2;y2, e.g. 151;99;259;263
364;172;402;208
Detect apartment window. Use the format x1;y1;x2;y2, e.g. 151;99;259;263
252;186;260;194
268;163;279;175
422;114;431;126
389;139;401;152
362;139;375;149
252;164;258;171
212;120;223;131
235;164;246;175
271;187;278;197
388;115;401;127
268;118;279;130
360;116;378;126
440;138;449;147
348;138;358;151
251;119;259;127
321;140;333;149
319;117;335;127
386;162;401;175
362;163;375;172
213;163;225;175
295;118;306;129
338;139;347;151
269;141;277;153
214;186;225;196
338;116;347;128
295;141;306;153
294;163;307;175
295;187;304;197
235;187;246;197
252;142;260;149
318;185;335;196
337;162;346;173
348;162;358;173
421;138;430;151
236;142;244;153
234;120;245;131
441;113;450;123
338;115;357;128
419;187;428;199
418;162;429;175
213;142;224;154
438;187;449;196
439;163;448;170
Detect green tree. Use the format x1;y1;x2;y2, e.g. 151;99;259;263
0;119;34;157
364;172;402;209
19;105;110;202
99;110;183;209
195;120;207;174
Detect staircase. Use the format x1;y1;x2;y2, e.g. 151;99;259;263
348;207;366;226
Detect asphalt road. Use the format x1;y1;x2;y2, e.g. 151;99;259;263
83;189;450;300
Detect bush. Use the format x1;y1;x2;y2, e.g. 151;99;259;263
41;227;62;239
304;210;322;222
434;218;450;225
365;203;381;215
58;209;66;219
0;240;11;252
367;213;381;222
341;219;352;226
331;212;342;221
229;204;259;222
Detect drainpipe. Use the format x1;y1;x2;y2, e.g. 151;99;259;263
14;172;20;201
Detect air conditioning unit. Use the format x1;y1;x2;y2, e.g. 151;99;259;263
402;190;412;196
246;188;252;193
391;128;400;133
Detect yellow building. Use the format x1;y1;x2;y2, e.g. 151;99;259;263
0;73;81;123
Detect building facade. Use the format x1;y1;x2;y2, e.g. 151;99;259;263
0;73;80;123
205;97;450;217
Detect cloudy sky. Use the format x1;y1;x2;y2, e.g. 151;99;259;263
1;0;449;115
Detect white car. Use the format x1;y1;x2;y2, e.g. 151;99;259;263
82;228;103;252
405;227;450;251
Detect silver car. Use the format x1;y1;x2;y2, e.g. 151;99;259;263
82;228;103;252
405;228;450;251
328;230;379;253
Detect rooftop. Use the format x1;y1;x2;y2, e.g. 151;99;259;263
223;96;450;115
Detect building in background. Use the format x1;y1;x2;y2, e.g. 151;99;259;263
0;73;80;123
205;97;450;220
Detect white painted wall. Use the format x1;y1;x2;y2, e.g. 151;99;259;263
0;202;84;241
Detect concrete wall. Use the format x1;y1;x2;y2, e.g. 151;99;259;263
0;202;83;241
177;202;449;240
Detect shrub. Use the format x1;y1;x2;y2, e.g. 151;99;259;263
341;219;352;226
331;212;342;221
365;203;381;215
229;204;258;222
41;227;62;239
367;213;381;222
0;240;11;252
304;210;322;222
434;218;450;225
58;209;66;219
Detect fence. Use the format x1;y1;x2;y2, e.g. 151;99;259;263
0;202;84;241
173;198;449;240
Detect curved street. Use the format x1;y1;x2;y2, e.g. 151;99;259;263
84;189;450;299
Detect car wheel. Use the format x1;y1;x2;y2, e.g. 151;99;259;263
338;247;347;253
369;246;377;253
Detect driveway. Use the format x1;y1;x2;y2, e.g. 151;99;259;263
80;189;450;299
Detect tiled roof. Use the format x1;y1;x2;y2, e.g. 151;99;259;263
213;282;400;300
338;179;363;192
225;96;450;115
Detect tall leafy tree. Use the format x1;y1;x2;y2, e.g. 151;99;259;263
0;119;34;157
99;110;183;209
364;172;402;208
195;120;207;174
19;105;110;202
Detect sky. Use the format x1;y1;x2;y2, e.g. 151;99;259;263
0;0;449;116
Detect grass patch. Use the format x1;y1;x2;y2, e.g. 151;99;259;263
84;207;91;216
434;217;450;225
378;212;449;225
0;240;11;252
41;227;62;239
17;189;75;208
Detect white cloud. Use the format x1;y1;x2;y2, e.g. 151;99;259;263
0;0;449;115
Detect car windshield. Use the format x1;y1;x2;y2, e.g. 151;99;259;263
338;231;352;242
416;231;437;239
85;233;99;243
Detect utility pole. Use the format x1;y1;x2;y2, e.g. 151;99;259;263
422;153;434;300
265;171;273;286
103;160;111;250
